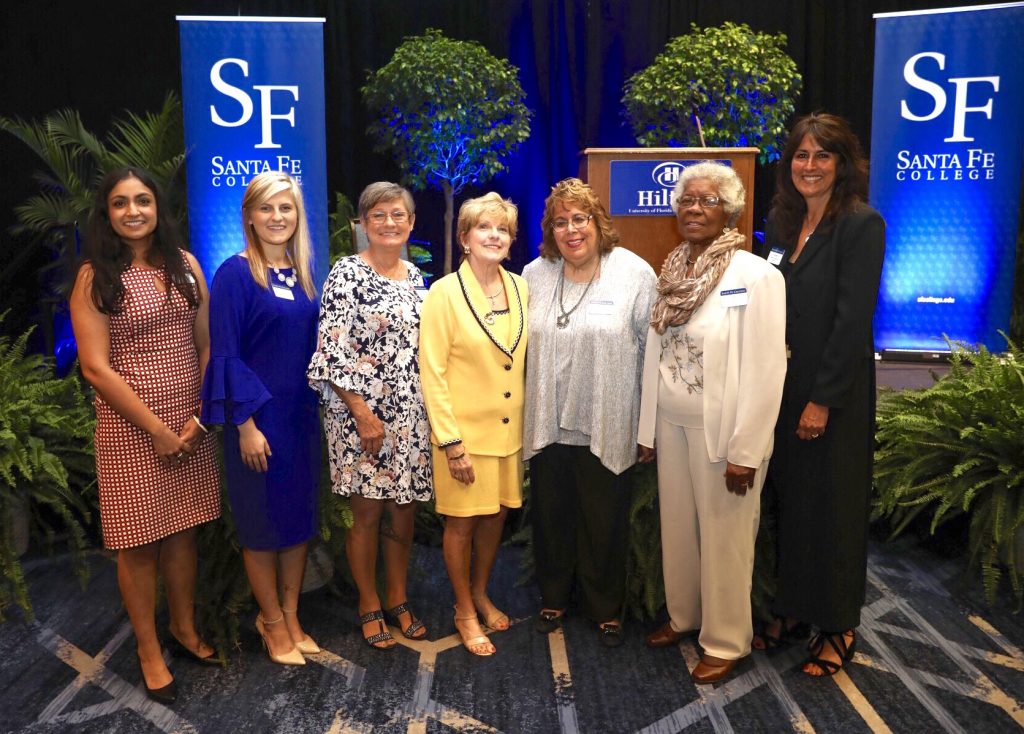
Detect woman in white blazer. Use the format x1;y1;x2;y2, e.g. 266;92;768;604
637;161;786;684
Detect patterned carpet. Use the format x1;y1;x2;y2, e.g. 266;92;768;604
2;538;1023;733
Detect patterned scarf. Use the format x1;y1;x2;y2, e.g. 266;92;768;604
650;228;746;334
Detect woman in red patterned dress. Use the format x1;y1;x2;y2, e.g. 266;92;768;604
70;168;221;704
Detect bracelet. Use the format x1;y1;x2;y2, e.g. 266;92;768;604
446;452;466;462
192;415;209;434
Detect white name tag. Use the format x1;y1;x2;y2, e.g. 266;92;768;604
587;299;615;316
767;246;785;266
720;287;748;307
185;273;196;284
415;287;429;301
272;285;295;300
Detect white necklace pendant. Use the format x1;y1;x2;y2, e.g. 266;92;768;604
556;313;570;329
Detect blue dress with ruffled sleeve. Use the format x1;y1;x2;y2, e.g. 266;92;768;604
201;254;320;549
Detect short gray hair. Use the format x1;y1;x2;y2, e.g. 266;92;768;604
358;181;415;221
672;161;745;227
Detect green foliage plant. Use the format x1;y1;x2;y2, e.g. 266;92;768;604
874;334;1024;604
0;316;95;621
622;22;802;164
362;28;532;274
1;94;186;348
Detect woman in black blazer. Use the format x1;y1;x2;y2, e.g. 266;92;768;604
757;113;885;677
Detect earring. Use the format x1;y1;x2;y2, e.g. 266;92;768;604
463;247;470;255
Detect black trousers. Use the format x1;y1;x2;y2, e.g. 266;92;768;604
530;443;633;622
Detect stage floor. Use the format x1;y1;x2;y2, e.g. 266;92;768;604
2;537;1023;733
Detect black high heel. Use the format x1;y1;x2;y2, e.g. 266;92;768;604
138;660;177;705
166;634;220;666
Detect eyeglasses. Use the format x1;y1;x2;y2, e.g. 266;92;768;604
552;214;593;231
677;195;721;209
368;210;409;224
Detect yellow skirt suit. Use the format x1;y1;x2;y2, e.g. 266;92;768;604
419;261;528;517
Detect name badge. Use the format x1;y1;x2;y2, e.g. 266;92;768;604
184;273;196;284
272;285;295;300
767;246;785;266
720;287;748;308
587;299;615;317
415;287;429;301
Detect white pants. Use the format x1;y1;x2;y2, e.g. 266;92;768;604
656;417;765;660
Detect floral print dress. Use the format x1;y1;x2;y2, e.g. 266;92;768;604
307;255;433;503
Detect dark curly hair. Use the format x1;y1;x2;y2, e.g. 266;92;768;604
80;167;197;314
770;112;869;243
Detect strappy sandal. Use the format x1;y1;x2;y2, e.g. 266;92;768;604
359;609;396;651
454;605;495;656
803;630;856;677
472;596;510;631
753;617;810;650
384;602;427;640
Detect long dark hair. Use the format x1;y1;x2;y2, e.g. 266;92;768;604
770;112;869;243
81;167;197;314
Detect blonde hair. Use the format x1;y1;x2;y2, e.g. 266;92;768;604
457;192;519;261
539;178;619;260
241;172;316;298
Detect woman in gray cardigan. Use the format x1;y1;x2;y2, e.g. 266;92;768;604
522;178;656;647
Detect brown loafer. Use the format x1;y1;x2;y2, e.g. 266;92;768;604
646;622;688;648
691;655;739;684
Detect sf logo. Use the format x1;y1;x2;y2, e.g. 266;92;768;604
209;58;299;149
901;52;999;143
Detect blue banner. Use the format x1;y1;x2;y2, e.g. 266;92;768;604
177;16;328;288
870;3;1024;352
609;159;730;215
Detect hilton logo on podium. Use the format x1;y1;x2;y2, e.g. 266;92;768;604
609;160;729;216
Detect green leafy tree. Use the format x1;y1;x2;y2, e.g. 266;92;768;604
362;28;532;273
622;22;801;164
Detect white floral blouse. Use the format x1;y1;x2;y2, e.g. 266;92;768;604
307;255;433;503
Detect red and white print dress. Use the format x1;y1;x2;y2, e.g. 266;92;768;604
94;254;220;549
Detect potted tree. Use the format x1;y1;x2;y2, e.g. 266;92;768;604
362;28;532;274
622;22;801;164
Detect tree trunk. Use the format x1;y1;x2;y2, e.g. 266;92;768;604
443;180;454;274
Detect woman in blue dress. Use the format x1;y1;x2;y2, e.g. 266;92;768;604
202;172;320;666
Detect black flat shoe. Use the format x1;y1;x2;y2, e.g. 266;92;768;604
535;608;565;634
167;634;219;666
597;621;623;648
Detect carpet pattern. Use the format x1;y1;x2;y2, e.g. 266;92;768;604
2;541;1023;733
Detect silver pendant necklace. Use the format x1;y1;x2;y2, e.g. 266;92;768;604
483;285;502;325
556;261;599;329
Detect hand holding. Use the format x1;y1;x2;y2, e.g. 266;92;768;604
796;401;829;441
178;416;205;454
151;424;189;468
724;462;756;496
638;444;656;463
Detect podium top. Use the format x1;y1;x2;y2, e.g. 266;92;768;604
580;147;760;156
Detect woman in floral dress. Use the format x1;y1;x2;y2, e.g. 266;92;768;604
308;182;432;650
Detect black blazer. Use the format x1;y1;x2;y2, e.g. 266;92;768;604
765;206;886;410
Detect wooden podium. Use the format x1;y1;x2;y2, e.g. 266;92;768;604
579;147;759;272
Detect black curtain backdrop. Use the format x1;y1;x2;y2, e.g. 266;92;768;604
0;0;971;332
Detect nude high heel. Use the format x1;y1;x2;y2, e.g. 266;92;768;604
255;614;306;666
281;607;321;655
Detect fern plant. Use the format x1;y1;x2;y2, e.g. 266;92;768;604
0;317;96;621
874;334;1024;604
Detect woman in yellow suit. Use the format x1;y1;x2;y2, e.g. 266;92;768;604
419;192;528;656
